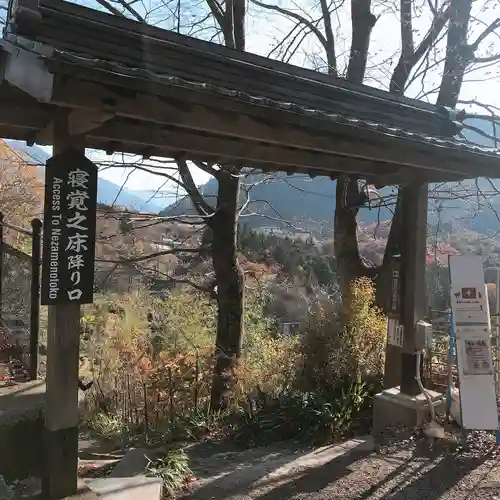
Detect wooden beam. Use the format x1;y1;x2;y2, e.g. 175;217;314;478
86;120;403;177
369;169;464;186
37;108;114;143
399;182;428;396
2;42;54;101
51;78;500;178
42;110;83;500
0;104;50;129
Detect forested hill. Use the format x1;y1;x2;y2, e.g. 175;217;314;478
162;118;500;237
162;174;500;237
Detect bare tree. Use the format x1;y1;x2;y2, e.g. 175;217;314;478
250;0;500;302
93;158;277;409
67;0;246;408
0;141;42;230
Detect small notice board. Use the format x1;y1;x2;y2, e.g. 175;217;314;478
449;255;498;430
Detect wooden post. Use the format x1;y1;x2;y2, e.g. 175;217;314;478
43;111;84;499
29;218;42;380
399;182;428;396
0;212;4;324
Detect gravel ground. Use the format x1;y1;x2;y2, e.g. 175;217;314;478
183;427;500;500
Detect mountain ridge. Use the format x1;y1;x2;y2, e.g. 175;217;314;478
5;140;163;213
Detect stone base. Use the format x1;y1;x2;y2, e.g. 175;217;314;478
85;476;162;500
62;480;99;500
372;386;445;442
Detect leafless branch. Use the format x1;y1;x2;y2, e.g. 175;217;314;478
96;247;205;264
249;0;330;52
177;158;215;217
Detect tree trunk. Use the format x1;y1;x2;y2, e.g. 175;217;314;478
437;0;472;108
319;0;337;76
233;0;246;51
374;193;403;308
334;0;377;296
347;0;377;83
334;176;365;294
210;169;244;411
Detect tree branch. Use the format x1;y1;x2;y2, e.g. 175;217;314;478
96;247;206;264
176;157;215;218
469;18;500;52
473;53;500;64
93;0;127;18
460;123;499;146
133;263;214;295
205;0;226;30
249;0;330;50
113;0;145;22
193;160;220;178
319;0;337;75
390;4;451;93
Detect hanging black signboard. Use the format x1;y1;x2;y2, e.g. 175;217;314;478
41;150;98;305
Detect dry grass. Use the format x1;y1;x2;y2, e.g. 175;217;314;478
79;288;298;442
80;279;386;448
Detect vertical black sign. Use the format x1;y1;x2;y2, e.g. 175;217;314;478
389;256;401;316
41;150;98;305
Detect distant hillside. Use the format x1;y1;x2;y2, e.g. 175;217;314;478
5;140;163;213
162;118;500;237
162;173;500;237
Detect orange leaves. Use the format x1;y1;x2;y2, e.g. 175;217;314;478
137;356;153;374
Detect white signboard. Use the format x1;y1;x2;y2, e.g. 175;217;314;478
450;282;490;337
387;318;403;347
449;255;498;430
461;339;493;376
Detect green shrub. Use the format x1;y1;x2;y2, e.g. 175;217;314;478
230;278;386;447
231;376;377;446
146;447;191;494
83;410;137;444
298;277;387;392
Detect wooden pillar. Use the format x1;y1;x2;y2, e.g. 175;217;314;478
43;111;84;499
383;254;402;389
399;182;428;396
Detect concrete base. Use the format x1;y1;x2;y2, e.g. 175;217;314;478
110;448;162;478
372;386;445;442
85;476;162;500
62;480;99;500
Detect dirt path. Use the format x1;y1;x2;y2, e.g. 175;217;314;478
183;435;500;500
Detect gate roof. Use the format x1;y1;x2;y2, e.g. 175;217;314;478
0;0;499;183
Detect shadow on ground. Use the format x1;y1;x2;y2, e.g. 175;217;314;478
184;439;373;500
184;438;499;500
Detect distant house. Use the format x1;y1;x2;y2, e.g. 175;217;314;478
279;321;301;335
255;226;315;242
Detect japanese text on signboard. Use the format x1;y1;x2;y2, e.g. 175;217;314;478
41;151;97;305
